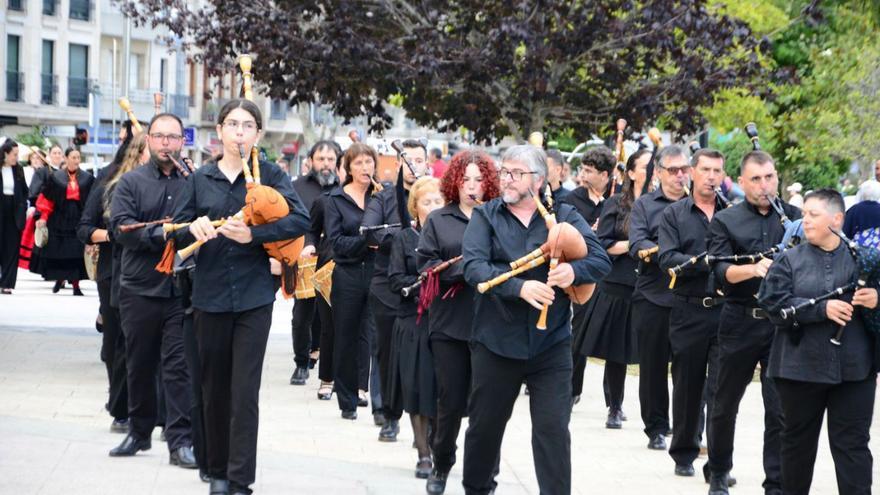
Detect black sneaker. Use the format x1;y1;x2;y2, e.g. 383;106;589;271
290;367;308;385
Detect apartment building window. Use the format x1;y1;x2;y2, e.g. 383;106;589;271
8;0;24;11
42;40;55;104
160;58;167;93
68;44;89;107
6;35;22;102
69;0;89;21
270;99;287;121
42;0;55;15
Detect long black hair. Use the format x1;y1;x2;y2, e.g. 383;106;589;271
617;148;651;236
1;139;18;164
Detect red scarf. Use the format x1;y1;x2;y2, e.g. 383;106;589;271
66;170;80;201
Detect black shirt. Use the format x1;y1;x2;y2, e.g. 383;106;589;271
418;203;474;341
758;242;874;384
462;199;612;360
362;185;408;309
292;173;337;212
306;193;333;268
562;186;603;227
707;200;801;305
658;196;716;298
628;187;681;307
171;160;310;312
595;194;637;288
76;183;113;282
388;227;421;318
551;185;571;206
324;184;376;266
111;161;187;298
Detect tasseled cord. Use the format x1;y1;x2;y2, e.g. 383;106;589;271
155;239;176;275
280;260;297;299
416;270;439;324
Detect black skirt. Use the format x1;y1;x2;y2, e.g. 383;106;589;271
390;314;436;417
574;281;638;364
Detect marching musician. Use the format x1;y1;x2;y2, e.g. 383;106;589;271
461;145;611;495
574;149;650;426
108;113;196;468
417;150;500;494
289;140;341;386
705;150;801;495
757;188;876;495
628;145;690;451
387;176;444;479
362;139;429;438
657;149;725;477
324;143;380;420
563;146;613;406
172;99;310;495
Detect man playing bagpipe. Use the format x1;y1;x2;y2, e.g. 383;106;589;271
758;188;878;495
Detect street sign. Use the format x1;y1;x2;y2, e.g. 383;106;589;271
183;127;195;147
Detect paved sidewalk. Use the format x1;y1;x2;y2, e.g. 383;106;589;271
1;271;878;494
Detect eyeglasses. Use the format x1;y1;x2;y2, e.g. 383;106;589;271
659;165;692;176
149;133;183;142
498;168;538;181
222;120;259;132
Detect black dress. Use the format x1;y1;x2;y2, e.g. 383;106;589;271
0;164;28;289
575;194;639;364
388;227;436;418
32;168;94;280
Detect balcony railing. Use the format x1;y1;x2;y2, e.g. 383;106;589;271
41;73;58;104
68;76;90;107
6;71;23;102
69;0;91;21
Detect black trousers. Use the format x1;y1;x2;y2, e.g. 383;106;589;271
331;263;374;412
775;376;875;495
631;298;671;438
668;301;721;466
463;341;572;495
316;295;335;382
290;296;321;368
119;290;191;450
98;278;127;420
182;304;206;474
707;305;782;493
431;337;471;472
0;202;21;289
194;304;272;493
372;294;401;420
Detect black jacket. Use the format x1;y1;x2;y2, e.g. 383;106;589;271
292;173;337;212
362;185;408;309
388;227;421;318
41;168;94;260
595;194;637;289
76;182;114;281
0;164;28;231
324;184;377;266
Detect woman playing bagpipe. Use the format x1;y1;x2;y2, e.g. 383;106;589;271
76;132;148;433
33;147;94;295
170;98;310;495
572;148;650;428
757;188;878;495
386;176;444;479
416;149;499;494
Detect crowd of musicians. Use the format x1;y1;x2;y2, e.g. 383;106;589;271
2;99;879;495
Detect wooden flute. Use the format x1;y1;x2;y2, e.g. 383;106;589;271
118;217;173;233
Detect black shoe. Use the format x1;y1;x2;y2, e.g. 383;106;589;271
426;468;449;495
620;410;628;421
358;391;369;408
52;280;63;293
209;479;229;495
702;464;737;487
674;463;695;477
73;287;84;296
378;419;399;442
169;445;198;469
317;382;333;400
605;408;623;429
647;434;667;450
341;410;357;420
109;433;151;456
290;367;308;385
415;457;433;479
110;418;130;433
199;470;211;483
708;471;730;495
373;412;386;426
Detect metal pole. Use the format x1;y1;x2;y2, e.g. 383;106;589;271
112;38;117;145
122;15;131;99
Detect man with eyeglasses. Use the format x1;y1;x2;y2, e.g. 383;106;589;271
628;145;690;452
108;113;196;470
657;149;727;479
362;139;429;438
704;150;801;495
461;145;611;495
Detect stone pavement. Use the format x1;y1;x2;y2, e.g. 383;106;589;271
1;271;878;494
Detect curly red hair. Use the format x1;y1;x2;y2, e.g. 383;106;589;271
440;149;500;203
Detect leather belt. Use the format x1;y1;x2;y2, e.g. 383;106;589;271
676;295;724;308
728;304;768;319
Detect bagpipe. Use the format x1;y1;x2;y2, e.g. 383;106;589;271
401;255;462;298
666;246;782;289
779;228;880;345
155;54;305;298
477;185;595;330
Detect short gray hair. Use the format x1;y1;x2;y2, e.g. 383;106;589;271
657;145;689;168
502;144;547;179
859;179;880;202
